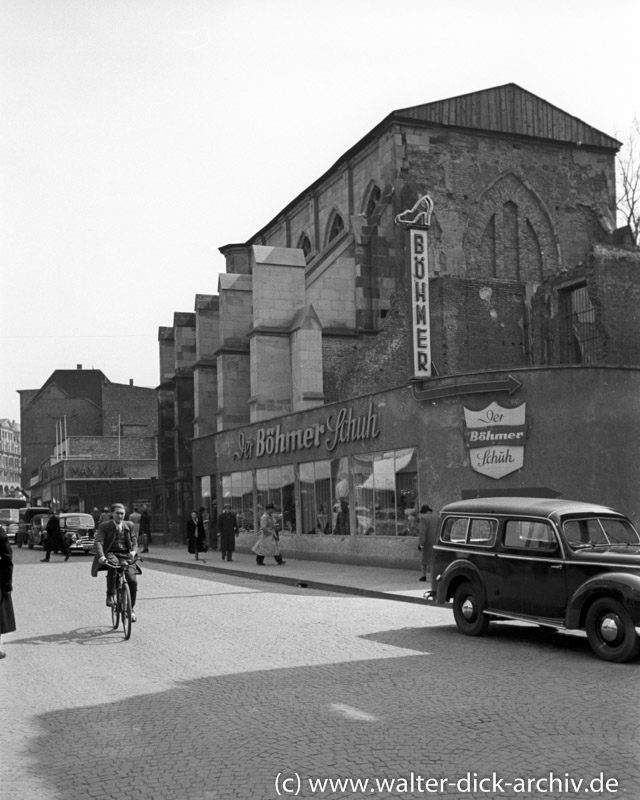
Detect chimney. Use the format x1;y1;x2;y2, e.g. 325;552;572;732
129;379;134;386
77;364;82;370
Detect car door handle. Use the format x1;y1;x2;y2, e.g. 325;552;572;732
549;564;564;571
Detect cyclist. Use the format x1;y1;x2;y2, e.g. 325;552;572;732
91;503;141;621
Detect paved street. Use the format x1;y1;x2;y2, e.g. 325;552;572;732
3;546;639;800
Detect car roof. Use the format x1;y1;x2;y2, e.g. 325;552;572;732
440;496;623;519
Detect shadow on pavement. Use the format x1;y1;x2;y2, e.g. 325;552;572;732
360;621;594;658
16;625;640;800
7;626;128;647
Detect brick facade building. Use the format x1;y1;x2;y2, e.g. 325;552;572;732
158;84;640;565
19;367;158;515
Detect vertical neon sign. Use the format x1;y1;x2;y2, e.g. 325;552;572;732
394;194;434;380
410;228;431;378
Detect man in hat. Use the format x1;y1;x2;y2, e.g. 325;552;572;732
217;503;239;561
417;504;437;582
252;503;286;565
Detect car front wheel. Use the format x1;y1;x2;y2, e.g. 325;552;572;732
585;598;640;663
453;581;489;636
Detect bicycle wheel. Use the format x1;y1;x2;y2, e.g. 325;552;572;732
120;583;133;640
111;584;120;629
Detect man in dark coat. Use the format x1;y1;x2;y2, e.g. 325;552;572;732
138;506;151;551
92;503;141;620
0;523;16;658
217;504;239;562
41;509;70;562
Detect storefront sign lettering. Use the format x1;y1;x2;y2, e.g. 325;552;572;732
233;400;380;460
324;400;380;452
463;402;527;479
69;464;126;478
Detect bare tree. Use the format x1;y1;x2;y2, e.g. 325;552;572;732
616;118;640;244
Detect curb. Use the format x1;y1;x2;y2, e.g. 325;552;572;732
142;554;436;606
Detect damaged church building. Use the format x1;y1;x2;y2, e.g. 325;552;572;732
158;83;640;567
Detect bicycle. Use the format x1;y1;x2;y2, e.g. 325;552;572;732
106;555;141;640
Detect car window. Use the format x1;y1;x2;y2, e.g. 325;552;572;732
468;518;497;546
563;519;606;547
504;520;556;551
564;517;640;547
441;517;468;543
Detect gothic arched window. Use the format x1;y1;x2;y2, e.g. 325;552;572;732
326;211;345;245
297;233;312;261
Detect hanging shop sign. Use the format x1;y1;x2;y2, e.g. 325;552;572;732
233;399;380;460
463;402;527;479
394;194;434;380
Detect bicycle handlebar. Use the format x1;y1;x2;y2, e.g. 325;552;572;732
104;554;142;569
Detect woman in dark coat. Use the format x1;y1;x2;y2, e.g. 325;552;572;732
0;524;16;658
186;511;206;560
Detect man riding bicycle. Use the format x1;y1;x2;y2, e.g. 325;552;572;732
91;503;142;622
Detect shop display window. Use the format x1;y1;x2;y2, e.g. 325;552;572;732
354;447;418;536
221;470;254;532
300;459;344;535
256;465;295;532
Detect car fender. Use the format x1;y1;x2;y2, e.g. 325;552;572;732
566;572;640;629
436;559;487;606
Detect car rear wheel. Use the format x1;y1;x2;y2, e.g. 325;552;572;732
585;598;640;663
453;582;489;636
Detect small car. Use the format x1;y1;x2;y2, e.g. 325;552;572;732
27;513;51;548
0;509;19;544
431;497;640;663
16;507;52;547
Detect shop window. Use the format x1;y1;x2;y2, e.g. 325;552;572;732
256;465;295;532
353;447;418;536
221;470;254;532
198;475;217;533
300;457;347;535
560;283;598;364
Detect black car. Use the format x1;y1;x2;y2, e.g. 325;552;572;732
431;497;640;662
28;512;96;554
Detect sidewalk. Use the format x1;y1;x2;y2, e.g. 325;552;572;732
140;544;436;605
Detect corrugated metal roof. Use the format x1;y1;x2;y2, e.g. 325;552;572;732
392;83;621;150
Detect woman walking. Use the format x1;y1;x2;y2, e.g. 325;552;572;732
186;511;207;560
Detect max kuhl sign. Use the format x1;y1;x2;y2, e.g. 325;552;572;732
464;402;527;479
69;464;127;478
234;400;380;460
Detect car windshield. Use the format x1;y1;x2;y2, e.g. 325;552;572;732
61;514;94;529
563;517;640;548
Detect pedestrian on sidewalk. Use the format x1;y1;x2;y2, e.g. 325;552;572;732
187;511;207;560
139;506;151;552
417;504;437;581
129;507;141;540
41;509;70;562
0;523;16;659
217;503;239;561
252;503;286;565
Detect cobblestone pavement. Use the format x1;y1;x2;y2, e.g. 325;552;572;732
3;547;639;800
